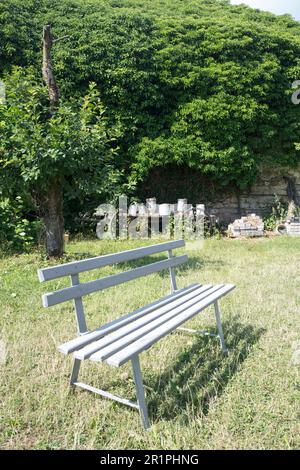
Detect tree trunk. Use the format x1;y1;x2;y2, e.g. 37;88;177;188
40;25;64;257
42;179;64;258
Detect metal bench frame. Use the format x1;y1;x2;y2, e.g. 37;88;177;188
38;240;235;430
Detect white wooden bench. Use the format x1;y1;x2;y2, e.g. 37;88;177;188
38;239;235;430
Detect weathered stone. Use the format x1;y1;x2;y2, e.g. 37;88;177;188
206;164;300;223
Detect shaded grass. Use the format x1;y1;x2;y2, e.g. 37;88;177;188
0;236;299;449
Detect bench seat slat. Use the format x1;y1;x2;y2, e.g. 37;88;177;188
74;285;217;360
58;284;200;355
38;240;185;282
102;284;235;367
74;285;221;361
43;255;188;307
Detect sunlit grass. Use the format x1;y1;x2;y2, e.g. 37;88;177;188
0;236;299;449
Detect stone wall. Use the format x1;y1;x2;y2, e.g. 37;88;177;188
206;165;300;223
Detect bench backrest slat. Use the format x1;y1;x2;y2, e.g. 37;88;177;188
38;239;185;282
42;255;188;307
38;240;187;334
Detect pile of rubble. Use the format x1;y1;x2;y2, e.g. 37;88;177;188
228;214;264;238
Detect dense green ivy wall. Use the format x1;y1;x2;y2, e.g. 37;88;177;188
1;0;300;207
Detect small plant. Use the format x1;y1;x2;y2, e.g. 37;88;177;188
263;195;288;231
204;215;225;239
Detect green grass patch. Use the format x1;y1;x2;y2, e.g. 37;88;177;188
0;237;299;449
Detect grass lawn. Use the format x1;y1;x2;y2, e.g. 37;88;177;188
0;236;299;450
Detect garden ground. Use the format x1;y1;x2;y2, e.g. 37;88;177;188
0;236;299;449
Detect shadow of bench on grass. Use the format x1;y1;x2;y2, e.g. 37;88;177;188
145;317;265;424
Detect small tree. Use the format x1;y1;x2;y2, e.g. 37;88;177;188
0;67;119;256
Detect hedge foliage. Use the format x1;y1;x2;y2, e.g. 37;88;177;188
1;0;300;205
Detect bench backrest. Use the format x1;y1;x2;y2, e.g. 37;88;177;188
38;239;187;334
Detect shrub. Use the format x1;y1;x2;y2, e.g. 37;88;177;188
263;195;288;231
0;196;42;252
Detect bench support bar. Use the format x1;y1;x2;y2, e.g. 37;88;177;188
73;381;139;409
176;300;228;355
131;355;150;430
176;327;218;337
214;301;228;354
70;358;81;386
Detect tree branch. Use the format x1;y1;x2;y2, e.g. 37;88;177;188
53;35;70;44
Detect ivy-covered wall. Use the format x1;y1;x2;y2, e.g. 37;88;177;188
1;0;300;227
136;163;300;222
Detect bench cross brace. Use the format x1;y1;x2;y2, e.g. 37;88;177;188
176;301;228;354
69;356;150;429
176;327;218;337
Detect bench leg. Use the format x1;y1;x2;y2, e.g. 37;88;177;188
70;358;81;388
131;356;150;430
214;301;228;355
